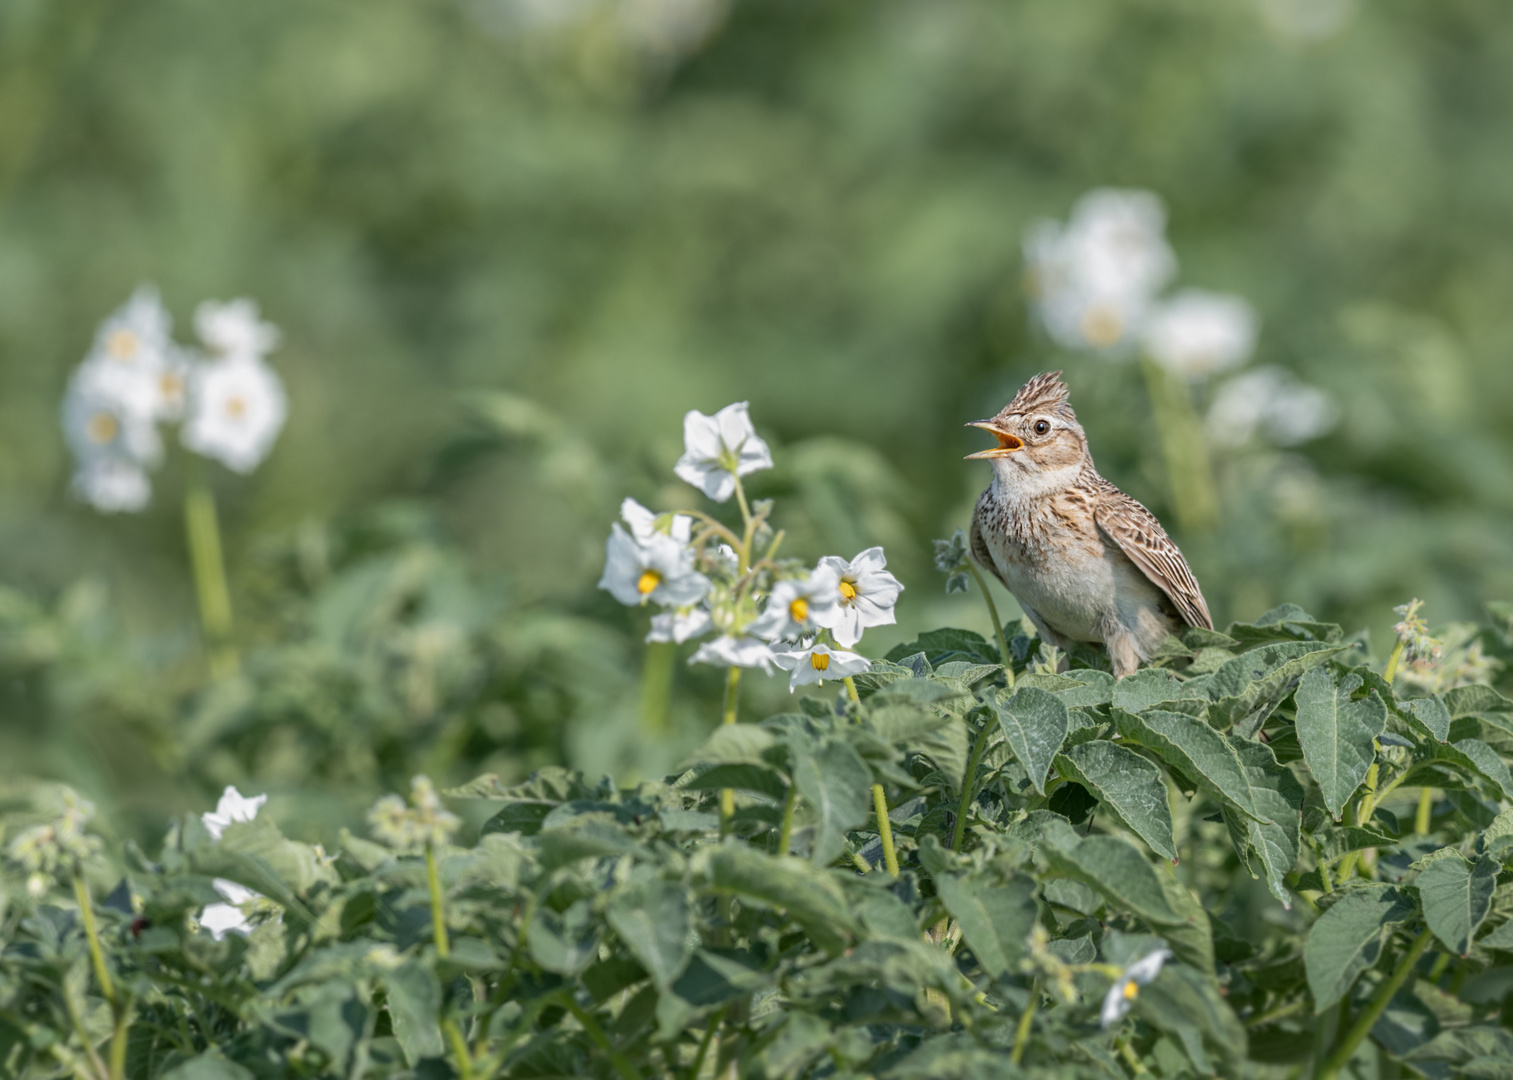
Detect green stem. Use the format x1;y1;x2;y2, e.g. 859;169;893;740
1315;928;1433;1080
561;995;639;1080
1415;788;1434;835
107;1009;129;1080
1115;1035;1150;1075
425;845;450;959
777;782;797;857
871;784;899;876
688;1007;724;1080
73;870;115;1007
1383;638;1407;687
183;468;238;677
719;667;741;830
639;641;677;737
1140;358;1217;532
951;713;995;852
965;562;1014;684
442;1019;475;1080
1010;980;1039;1065
1246;998;1307;1028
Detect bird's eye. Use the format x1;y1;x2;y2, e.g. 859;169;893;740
1033;420;1051;436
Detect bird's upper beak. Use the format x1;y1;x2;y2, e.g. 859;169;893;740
964;420;1024;459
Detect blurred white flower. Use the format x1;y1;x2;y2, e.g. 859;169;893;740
674;402;773;502
202;786;268;841
201;879;258;940
647;606;712;644
618;0;727;56
1141;289;1258;379
749;566;841;642
88;285;174;374
621;497;693;544
599;524;710;607
1100;948;1172;1029
814;547;903;648
70;459;152;514
195;298;280;361
1025;190;1177;353
1255;0;1356;43
62;366;165;467
773;643;871;691
690;633;778;672
367;776;460;853
1207;366;1338;448
181;356;288;473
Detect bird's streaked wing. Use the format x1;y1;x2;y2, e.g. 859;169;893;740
969;496;1011;591
1089;478;1214;630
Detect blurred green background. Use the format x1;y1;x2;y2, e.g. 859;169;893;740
3;0;1512;840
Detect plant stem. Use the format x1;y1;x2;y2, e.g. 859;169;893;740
442;1019;475;1080
842;675;899;875
1010;980;1039;1065
639;640;677;737
1383;638;1407;687
777;781;796;856
1246;998;1307;1028
425;845;450;959
965;561;1014;685
561;995;640;1080
183;467;238;677
1140;358;1217;532
951;713;995;852
1115;1035;1150;1075
1414;788;1434;835
688;1007;724;1080
73;870;115;1007
719;666;741;830
108;1009;129;1080
1315;928;1433;1080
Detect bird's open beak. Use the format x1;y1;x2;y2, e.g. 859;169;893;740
964;421;1024;459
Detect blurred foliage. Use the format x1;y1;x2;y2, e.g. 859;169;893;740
5;0;1513;839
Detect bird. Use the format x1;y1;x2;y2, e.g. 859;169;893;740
966;370;1212;679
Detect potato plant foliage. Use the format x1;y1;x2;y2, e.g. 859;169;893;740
4;605;1513;1079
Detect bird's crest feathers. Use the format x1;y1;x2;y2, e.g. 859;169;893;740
1002;370;1075;421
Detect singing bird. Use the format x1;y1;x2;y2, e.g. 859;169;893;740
966;371;1212;678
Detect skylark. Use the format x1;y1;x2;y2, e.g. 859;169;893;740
967;371;1212;678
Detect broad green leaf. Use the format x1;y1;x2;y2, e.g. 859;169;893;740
607;878;692;989
656;949;774;1039
1417;851;1497;955
680;723;779;766
1043;834;1185;927
444;766;593;802
1484;807;1513;860
932;871;1038;980
679;763;787;801
1055;739;1176;861
1481;920;1513;951
1305;886;1417;1010
1310;826;1396;863
990;686;1069;796
1294;667;1386;820
1112;668;1188;714
1404;696;1452;743
868;703;968;791
884;628;999;666
880;1033;1006;1079
1437;739;1513;801
1115;708;1280;824
792;739;873;866
1442;685;1513;719
159;1052;256;1080
1227;604;1344;648
528;898;601;975
696;846;858;955
1205;641;1345;733
1219;739;1304;906
1133;964;1248;1075
384;961;443;1065
933;660;1003;685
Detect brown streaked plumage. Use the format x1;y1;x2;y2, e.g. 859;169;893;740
966;371;1211;678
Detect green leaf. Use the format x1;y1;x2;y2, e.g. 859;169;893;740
1055;739;1176;861
1417;851;1497;955
607;878;692;989
990;687;1069;796
444;766;593;802
1480;919;1513;952
868;703;968;793
931;871;1038;980
1219;740;1304;907
1309;826;1396;862
1205;641;1346;733
884;628;999;666
384;961;443;1065
1404;696;1453;743
159;1052;256;1080
528;898;601;975
1304;886;1418;1010
1294;667;1387;820
1111;668;1189;713
1115;708;1282;824
681;723;779;766
1227;604;1344;648
793;738;873;866
696;846;858;956
1042;833;1185;927
679;763;787;801
1442;685;1513;718
1437;738;1513;800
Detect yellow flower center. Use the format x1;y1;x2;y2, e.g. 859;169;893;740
161;372;183;399
87;412;118;444
225;395;247;419
810;651;830;671
1081;305;1123;347
789;598;809;622
838;580;857;602
106;329;138;360
1122;981;1139;1001
636;569;662;595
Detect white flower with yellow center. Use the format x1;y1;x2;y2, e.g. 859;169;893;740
647;606;713;644
195;298;281;361
773;642;871;691
749;565;840;643
599;524;710;607
1100;948;1172;1029
201;786;269;841
70;458;152;513
690;632;778;672
89;285;173;373
620;497;693;544
813;546;903;648
198;785;272;939
674;401;773;502
181;355;288;473
1141;289;1258;379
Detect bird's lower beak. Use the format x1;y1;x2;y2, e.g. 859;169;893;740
964;421;1024;459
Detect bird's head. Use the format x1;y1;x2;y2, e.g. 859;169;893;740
966;371;1088;490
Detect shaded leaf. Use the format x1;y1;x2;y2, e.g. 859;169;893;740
1304;886;1417;1009
384;961;443;1065
1205;641;1345;732
793;739;873;866
1417;851;1497;955
696;846;858;956
1055;739;1176;861
932;871;1038;980
1404;696;1452;743
1042;833;1185;927
607;878;692;989
1294;667;1386;820
990;687;1069;796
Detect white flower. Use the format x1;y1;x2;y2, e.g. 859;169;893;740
621;497;693;544
617;0;727;56
773;643;871;691
1100;949;1172;1029
674;402;773;502
61;366;165;467
201;879;258;939
813;547;903;648
181;356;288;473
749;566;841;642
202;786;268;841
70;458;152;513
1140;289;1258;379
195;298;280;361
647;606;712;644
88;285;174;374
599;524;710;607
1207;366;1338;448
690;633;778;672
